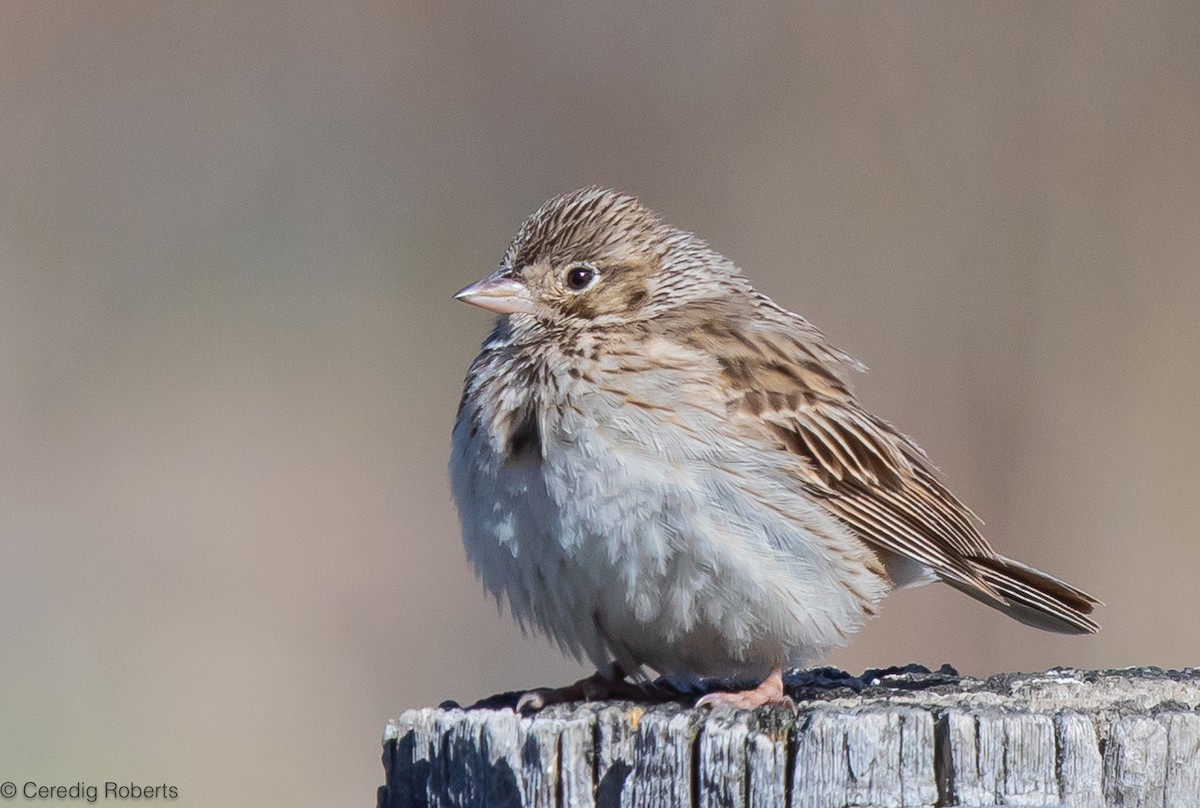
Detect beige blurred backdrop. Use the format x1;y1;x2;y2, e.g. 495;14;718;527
2;2;1198;805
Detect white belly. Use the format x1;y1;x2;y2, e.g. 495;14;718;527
449;357;888;683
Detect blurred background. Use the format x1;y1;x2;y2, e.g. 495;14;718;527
2;2;1198;805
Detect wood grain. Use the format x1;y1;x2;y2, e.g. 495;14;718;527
379;667;1200;808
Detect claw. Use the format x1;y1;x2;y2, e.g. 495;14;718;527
515;689;550;713
514;664;630;713
695;665;791;711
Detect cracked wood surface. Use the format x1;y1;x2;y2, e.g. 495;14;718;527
378;667;1200;808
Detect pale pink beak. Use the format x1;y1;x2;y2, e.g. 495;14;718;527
453;271;536;315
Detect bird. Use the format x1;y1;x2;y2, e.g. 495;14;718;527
449;187;1100;711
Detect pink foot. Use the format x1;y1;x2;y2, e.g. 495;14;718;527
696;666;793;710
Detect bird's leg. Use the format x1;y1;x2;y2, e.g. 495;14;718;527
516;662;640;713
696;664;792;710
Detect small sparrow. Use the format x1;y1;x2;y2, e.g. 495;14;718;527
450;188;1099;710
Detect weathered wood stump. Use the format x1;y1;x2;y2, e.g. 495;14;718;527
378;667;1200;808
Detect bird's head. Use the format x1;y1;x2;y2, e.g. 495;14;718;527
454;188;745;332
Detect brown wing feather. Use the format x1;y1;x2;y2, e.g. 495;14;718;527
680;316;995;584
681;311;1094;610
775;397;1001;593
671;302;1098;633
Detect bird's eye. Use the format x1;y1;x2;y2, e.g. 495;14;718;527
564;265;596;292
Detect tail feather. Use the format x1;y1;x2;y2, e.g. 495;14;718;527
944;555;1101;635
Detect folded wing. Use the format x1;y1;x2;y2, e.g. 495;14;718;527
689;310;1100;634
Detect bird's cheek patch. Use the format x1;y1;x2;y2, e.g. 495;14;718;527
562;296;598;320
600;266;652;314
622;285;650;310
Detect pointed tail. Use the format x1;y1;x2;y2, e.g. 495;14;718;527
944;554;1101;635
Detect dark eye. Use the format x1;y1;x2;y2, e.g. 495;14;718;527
565;265;596;291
